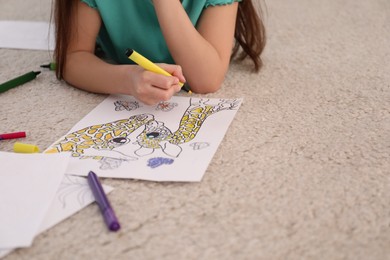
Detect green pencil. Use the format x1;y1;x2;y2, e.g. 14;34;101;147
0;71;41;94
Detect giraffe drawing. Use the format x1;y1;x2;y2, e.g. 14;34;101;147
134;98;240;157
45;98;239;169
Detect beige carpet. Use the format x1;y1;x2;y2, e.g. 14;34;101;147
1;0;389;259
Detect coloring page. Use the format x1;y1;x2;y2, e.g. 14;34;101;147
46;95;242;182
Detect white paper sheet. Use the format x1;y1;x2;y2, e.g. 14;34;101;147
45;95;243;181
0;175;114;258
0;152;69;248
38;175;114;232
0;21;54;51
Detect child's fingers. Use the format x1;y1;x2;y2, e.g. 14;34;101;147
158;63;186;83
145;71;180;90
128;65;181;105
140;83;180;105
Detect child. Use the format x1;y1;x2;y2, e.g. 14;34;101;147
53;0;266;105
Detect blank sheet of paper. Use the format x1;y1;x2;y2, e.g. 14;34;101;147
0;175;114;257
0;152;69;248
0;21;54;51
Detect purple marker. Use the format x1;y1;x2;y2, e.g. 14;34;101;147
87;171;120;231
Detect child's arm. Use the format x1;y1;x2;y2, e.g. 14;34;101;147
152;0;238;93
63;1;184;105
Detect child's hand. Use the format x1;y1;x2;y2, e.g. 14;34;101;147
124;64;185;105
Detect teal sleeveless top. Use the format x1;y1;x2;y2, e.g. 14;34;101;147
81;0;240;64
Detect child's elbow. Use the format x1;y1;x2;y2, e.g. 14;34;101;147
188;77;224;94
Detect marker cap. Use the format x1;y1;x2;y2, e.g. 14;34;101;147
0;132;26;140
14;142;40;153
103;208;121;231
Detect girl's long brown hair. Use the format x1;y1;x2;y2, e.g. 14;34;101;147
233;1;266;72
53;0;76;79
53;0;266;79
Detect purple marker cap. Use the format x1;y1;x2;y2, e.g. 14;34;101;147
88;171;121;232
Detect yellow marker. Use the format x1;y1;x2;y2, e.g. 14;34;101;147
125;49;192;94
14;142;40;153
